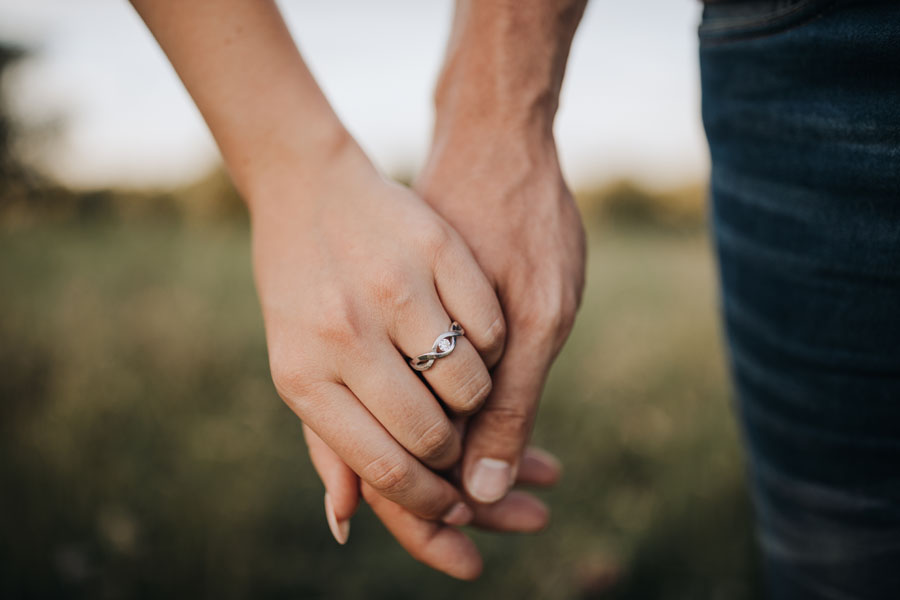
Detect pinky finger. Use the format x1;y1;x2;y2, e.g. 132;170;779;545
304;423;360;544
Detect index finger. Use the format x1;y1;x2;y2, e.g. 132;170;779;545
460;334;554;504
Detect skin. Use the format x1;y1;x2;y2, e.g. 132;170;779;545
131;0;586;580
420;0;588;504
318;0;588;577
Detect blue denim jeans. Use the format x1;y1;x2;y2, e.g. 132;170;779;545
700;1;900;597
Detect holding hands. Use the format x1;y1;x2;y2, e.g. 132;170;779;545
132;0;586;580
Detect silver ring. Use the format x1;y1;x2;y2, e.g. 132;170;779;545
408;321;465;371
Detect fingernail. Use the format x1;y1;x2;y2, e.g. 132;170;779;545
467;458;512;503
324;493;350;545
442;502;474;526
526;447;562;473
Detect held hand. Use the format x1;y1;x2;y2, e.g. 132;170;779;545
252;139;506;525
306;422;562;580
415;127;586;505
130;0;581;580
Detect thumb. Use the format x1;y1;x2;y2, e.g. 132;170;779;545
303;423;360;544
461;336;552;504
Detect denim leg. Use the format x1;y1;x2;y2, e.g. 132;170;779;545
700;1;900;597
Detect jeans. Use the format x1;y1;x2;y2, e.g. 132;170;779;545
700;1;900;597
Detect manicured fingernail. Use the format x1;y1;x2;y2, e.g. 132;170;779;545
467;458;512;503
324;493;350;545
442;502;474;526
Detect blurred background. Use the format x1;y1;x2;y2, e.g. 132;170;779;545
0;1;761;598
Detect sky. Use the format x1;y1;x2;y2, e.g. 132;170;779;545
0;0;708;191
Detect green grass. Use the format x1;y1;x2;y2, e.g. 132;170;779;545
0;219;761;599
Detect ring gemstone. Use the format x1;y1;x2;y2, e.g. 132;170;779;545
407;321;465;372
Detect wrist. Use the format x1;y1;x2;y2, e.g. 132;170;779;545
243;125;375;220
432;45;557;140
432;0;586;139
424;117;562;190
432;79;556;143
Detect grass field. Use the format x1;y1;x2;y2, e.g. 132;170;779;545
0;218;761;599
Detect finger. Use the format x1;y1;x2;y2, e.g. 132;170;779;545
430;232;506;368
361;482;483;581
462;335;551;504
305;424;360;518
443;443;561;490
517;446;563;487
341;340;462;470
390;286;493;416
470;491;549;533
288;382;473;524
303;424;359;544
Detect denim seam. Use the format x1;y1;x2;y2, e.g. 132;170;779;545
699;0;825;33
711;167;817;228
700;12;828;45
699;1;839;45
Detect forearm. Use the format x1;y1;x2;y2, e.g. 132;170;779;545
434;0;587;139
130;0;365;209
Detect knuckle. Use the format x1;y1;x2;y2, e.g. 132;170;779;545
270;357;317;401
482;314;507;356
361;452;415;496
558;294;579;336
367;266;417;312
478;403;532;444
416;219;453;257
412;419;459;466
517;288;574;343
312;291;362;348
453;369;492;414
518;314;556;346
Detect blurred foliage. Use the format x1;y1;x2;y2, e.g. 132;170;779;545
0;41;759;599
576;179;707;233
2;164;710;235
0;220;760;599
0;41;245;229
0;168;246;230
0;42;41;210
0;44;20;174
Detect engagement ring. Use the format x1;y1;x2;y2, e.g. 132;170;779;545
408;321;464;371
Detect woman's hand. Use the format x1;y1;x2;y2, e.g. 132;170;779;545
131;0;576;578
252;138;506;525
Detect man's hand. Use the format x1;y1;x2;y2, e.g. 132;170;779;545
415;0;588;504
415;130;585;504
